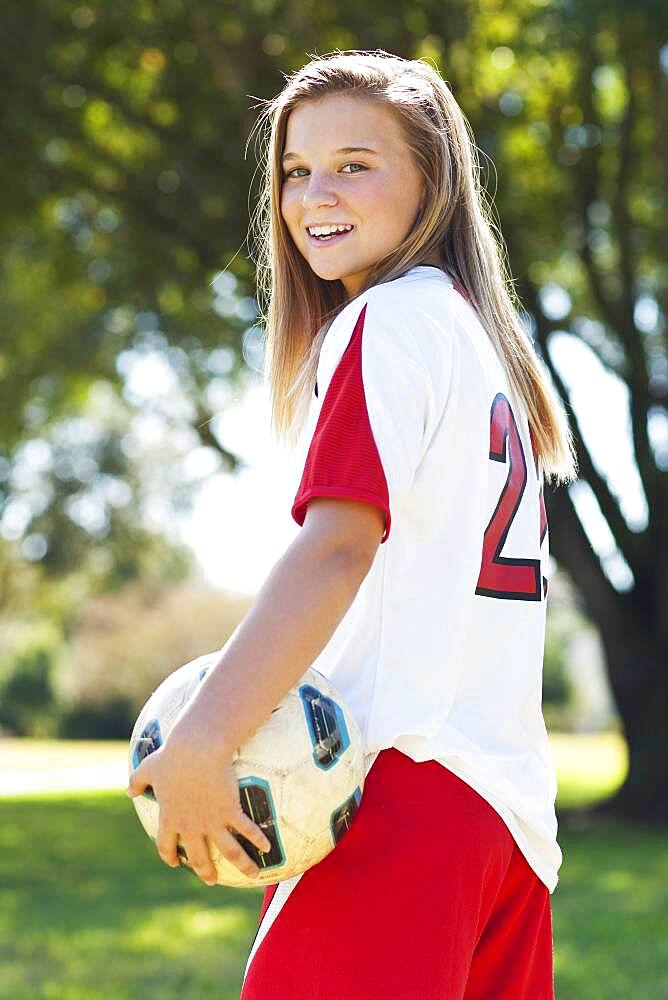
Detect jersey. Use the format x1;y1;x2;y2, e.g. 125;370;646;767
289;264;561;894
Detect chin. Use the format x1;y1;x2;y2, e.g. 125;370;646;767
306;261;345;281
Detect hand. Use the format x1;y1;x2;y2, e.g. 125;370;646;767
126;717;272;886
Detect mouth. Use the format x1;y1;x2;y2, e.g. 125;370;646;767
305;226;355;248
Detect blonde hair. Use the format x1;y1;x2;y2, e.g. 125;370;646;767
247;49;577;485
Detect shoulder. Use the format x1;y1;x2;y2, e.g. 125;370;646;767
321;271;459;373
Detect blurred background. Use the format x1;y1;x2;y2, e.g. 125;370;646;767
1;1;666;998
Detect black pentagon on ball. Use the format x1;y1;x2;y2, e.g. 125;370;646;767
132;717;162;801
236;775;285;870
330;786;362;844
299;684;351;770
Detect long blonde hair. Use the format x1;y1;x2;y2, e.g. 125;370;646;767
247;49;577;485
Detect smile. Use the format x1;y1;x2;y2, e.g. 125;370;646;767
306;227;355;247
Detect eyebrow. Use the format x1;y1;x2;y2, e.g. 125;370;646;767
281;146;380;163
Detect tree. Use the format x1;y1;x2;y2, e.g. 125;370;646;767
499;3;668;819
1;1;666;815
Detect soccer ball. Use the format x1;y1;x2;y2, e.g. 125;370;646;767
127;649;365;888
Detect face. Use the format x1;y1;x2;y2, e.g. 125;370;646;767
280;93;425;299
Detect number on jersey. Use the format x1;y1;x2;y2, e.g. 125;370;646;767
475;392;548;601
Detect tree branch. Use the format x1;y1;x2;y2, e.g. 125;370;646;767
648;46;668;356
544;480;626;632
519;279;647;575
612;55;657;501
573;47;656;507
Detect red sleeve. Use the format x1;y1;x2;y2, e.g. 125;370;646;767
291;303;392;543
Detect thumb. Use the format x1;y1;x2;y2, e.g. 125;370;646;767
126;755;154;798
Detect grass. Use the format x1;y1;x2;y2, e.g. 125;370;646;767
1;731;666;998
550;730;628;810
0;790;260;999
553;818;668;997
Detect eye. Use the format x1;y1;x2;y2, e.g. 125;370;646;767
282;162;367;179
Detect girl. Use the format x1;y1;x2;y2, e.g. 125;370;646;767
127;49;576;999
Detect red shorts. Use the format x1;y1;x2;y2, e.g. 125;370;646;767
241;746;555;999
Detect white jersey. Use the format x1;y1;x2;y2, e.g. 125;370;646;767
290;265;560;893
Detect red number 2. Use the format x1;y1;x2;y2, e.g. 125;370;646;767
475;393;547;602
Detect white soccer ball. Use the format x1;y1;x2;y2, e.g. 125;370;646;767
127;649;365;888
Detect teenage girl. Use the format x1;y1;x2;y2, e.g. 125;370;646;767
127;50;577;999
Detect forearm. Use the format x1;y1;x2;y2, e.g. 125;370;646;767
183;533;372;753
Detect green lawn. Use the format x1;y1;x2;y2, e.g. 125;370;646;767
1;733;666;998
0;791;259;999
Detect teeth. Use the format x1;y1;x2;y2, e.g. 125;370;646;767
308;224;353;236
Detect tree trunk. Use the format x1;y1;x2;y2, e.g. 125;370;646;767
594;629;668;822
545;484;668;823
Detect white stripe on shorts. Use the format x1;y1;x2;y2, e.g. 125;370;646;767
242;750;380;983
243;870;304;982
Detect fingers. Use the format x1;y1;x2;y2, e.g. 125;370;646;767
126;755;152;797
234;810;272;855
129;753;271;884
155;827;180;868
211;826;262;878
156;819;269;884
178;834;219;886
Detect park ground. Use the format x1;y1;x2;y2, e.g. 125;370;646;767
1;732;666;998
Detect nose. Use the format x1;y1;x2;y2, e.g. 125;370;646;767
301;171;339;210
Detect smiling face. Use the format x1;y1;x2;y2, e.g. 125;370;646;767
280;93;426;299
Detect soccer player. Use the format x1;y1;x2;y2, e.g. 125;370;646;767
128;49;577;999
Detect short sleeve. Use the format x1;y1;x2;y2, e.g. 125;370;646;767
290;295;436;544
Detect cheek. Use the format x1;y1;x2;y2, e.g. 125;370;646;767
362;173;417;230
394;168;422;211
280;187;298;227
355;173;386;208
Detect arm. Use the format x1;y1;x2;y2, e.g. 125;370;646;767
127;496;385;885
187;496;384;753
